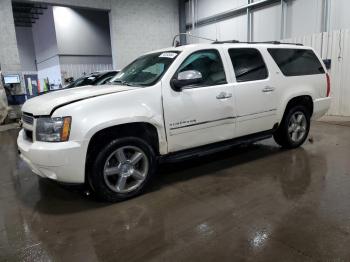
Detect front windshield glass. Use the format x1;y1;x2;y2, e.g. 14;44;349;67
109;51;180;87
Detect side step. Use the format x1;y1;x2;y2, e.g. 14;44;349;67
159;130;273;163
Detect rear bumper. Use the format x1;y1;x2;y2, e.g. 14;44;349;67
17;129;86;183
312;97;331;120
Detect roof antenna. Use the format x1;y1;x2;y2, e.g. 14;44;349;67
172;33;216;47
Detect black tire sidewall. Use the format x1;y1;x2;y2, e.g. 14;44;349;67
89;137;156;202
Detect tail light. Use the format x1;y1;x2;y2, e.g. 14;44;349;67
326;73;331;97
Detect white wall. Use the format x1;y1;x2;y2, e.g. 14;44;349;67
15;27;36;72
252;3;280;41
329;0;350;31
31;6;62;87
32;6;59;65
53;6;112;56
109;0;179;68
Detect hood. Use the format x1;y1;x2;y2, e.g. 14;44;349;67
22;85;136;116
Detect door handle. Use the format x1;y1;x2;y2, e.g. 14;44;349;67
216;92;232;99
262;86;275;93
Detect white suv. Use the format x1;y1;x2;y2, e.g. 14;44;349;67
18;42;331;201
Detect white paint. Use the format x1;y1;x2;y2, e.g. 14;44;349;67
18;43;330;183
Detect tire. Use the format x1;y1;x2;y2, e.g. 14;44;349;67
88;137;157;202
273;105;310;149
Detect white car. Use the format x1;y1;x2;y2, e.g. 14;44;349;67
18;41;331;201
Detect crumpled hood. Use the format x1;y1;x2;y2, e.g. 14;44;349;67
22;85;136;116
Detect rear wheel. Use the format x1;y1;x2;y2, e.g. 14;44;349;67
89;137;156;202
274;105;310;149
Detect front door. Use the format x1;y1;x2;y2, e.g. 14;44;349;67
162;49;235;153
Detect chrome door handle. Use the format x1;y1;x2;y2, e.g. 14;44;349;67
216;92;232;99
262;86;275;93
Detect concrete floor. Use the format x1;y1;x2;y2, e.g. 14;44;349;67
1;121;350;261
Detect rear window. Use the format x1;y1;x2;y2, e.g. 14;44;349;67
268;48;325;76
228;48;268;82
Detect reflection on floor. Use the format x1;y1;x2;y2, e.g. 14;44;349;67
1;121;350;261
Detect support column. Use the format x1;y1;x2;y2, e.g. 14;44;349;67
179;0;187;45
280;0;287;40
247;0;253;42
0;0;21;73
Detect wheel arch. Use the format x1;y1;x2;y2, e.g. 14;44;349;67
280;95;314;124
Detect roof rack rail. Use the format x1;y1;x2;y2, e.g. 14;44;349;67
212;40;303;46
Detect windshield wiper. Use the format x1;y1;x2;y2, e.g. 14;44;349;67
111;80;142;87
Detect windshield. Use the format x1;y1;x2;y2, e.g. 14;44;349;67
109;51;180;87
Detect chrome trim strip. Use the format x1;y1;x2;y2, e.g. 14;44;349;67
169;109;277;131
170;116;236;130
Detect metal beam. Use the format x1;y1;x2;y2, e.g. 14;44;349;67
186;0;280;29
280;0;287;39
247;0;253;42
179;0;187;45
321;0;330;32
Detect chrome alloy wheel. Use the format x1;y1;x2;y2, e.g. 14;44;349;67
103;146;149;193
288;111;307;143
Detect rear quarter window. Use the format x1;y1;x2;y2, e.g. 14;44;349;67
268;48;325;76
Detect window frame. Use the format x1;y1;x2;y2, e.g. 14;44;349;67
267;48;325;77
172;48;228;88
228;47;269;83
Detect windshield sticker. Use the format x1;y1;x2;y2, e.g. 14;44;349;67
159;52;178;59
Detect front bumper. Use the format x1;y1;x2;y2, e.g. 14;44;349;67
17;129;86;183
312;97;332;120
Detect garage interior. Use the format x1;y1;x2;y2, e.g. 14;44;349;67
1;0;350;261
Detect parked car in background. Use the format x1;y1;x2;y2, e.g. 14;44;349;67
64;70;119;89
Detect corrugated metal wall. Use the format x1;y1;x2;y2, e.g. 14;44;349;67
284;30;350;116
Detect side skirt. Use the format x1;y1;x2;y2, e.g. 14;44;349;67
159;129;274;163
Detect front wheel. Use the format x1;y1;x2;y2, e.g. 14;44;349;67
89;137;157;202
273;105;310;149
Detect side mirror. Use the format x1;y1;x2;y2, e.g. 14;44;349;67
171;70;203;91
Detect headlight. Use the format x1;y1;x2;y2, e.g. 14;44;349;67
36;117;72;142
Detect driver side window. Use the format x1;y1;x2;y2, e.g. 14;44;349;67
178;49;227;87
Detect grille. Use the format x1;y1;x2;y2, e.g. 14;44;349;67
22;113;34;125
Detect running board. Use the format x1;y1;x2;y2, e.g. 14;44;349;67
159;130;274;163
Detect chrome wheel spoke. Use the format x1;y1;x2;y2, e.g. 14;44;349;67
288;125;294;133
131;170;144;180
117;175;128;191
115;148;127;163
104;166;121;176
292;131;298;141
130;152;143;165
296;114;303;124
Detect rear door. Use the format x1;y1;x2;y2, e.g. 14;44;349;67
227;48;279;137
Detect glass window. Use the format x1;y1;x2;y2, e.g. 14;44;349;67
177;49;227;86
228;48;268;82
268;48;325;76
109;51;180;87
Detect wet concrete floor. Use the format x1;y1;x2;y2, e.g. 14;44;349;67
1;121;350;261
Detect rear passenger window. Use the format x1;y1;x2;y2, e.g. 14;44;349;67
268;48;325;76
228;48;268;82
